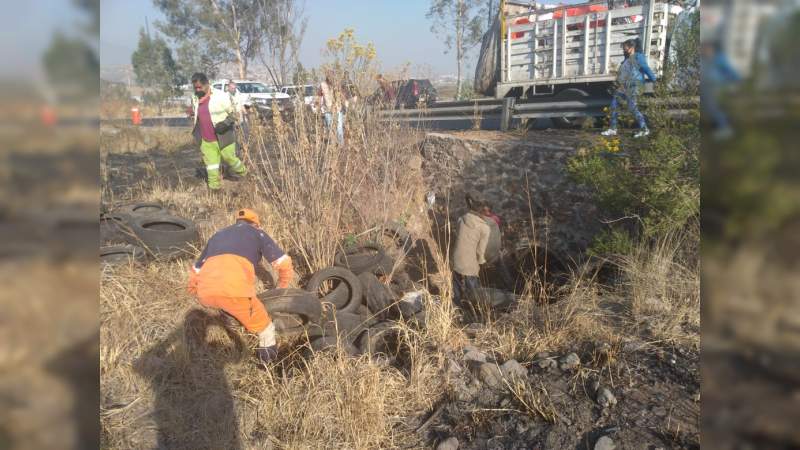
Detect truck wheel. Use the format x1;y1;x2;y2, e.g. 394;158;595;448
129;214;199;259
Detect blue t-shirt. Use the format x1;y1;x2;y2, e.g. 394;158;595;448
195;221;285;269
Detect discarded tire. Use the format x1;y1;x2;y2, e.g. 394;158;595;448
356;321;401;357
100;244;147;266
308;311;370;342
334;243;387;275
305;267;362;313
380;221;413;254
271;312;303;331
258;288;323;325
129;214;199;259
307;336;359;357
100;213;134;244
116;201;167;217
358;272;397;320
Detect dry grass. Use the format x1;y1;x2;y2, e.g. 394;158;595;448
99;97;700;448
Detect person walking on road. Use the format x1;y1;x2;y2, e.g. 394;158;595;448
319;73;344;145
601;39;657;138
187;208;295;365
701;41;740;140
452;192;492;311
191;73;247;190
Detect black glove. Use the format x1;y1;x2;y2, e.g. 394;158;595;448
255;346;278;366
214;114;235;135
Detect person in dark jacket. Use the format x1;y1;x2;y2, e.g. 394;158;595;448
602;39;657;138
187;209;294;365
190;73;247;190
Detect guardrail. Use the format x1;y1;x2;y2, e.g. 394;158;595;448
377;96;698;130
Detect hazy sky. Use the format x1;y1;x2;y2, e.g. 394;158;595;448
100;0;583;77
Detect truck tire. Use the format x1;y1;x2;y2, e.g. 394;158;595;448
334;243;387;274
380;221;413;254
271;312;303;332
100;244;147;266
258;288;323;325
116;201;167;217
552;88;589;129
100;213;134;244
129;214;199;259
305;267;362;313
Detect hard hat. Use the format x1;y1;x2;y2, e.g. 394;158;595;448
235;208;260;226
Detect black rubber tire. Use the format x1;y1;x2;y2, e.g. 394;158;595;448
307;336;359;357
271;312;303;332
372;254;396;276
129;214;199;259
116;201;167;217
307;311;370;342
305;267;362;313
334;243;387;274
100;212;134;245
356;321;400;356
552;88;590;129
258;288;323;325
380;221;413;254
358;272;398;320
100;244;147;266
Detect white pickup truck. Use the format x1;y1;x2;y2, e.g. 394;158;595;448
210;79;290;108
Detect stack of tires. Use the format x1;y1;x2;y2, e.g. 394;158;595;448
257;224;426;360
100;202;200;266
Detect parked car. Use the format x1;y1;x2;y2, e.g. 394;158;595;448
210;79;290;108
394;79;437;109
281;85;316;105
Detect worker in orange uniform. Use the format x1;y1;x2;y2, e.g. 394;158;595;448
188;208;294;365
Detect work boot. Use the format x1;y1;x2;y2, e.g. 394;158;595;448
633;128;650;138
601;128;617;136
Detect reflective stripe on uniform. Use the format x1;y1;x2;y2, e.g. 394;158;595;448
207;164;220;170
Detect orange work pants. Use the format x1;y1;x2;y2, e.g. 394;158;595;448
198;295;271;333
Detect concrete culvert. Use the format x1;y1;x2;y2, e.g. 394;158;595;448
305;266;363;313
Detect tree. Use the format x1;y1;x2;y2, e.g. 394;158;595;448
259;0;308;86
131;29;181;110
153;0;268;78
427;0;485;99
43;32;99;102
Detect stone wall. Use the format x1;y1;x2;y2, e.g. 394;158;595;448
420;131;601;262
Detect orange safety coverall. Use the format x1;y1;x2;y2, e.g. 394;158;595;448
187;221;294;333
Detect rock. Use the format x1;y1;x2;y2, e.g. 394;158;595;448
454;379;480;402
594;436;615;450
652;406;667;417
463;345;488;363
477;363;504;389
446;359;464;377
596;387;617;408
437;437;459;450
559;353;581;371
536;358;558;370
500;359;528;381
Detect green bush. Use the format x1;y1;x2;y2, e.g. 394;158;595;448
567;116;700;255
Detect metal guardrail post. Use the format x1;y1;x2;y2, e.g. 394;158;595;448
501;97;516;131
